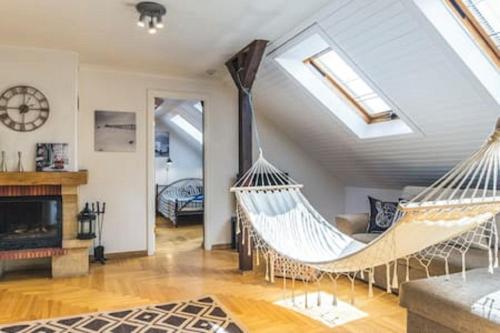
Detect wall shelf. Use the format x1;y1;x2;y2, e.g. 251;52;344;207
0;171;88;186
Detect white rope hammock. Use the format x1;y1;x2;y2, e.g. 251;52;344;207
231;109;500;301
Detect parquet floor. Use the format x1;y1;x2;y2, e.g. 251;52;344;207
155;215;204;254
0;220;406;332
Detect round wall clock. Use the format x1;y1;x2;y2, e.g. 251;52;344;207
0;85;50;132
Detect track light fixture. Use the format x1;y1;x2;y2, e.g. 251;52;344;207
137;14;146;27
136;1;166;34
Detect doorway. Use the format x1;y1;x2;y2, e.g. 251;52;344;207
148;93;205;254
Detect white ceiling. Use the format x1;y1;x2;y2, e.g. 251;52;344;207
0;0;331;78
254;0;500;189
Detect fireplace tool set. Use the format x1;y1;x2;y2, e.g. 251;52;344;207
77;201;107;264
93;202;107;264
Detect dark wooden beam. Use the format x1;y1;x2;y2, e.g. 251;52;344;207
225;39;268;272
226;40;268;90
154;97;163;110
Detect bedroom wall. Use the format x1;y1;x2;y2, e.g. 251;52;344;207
256;114;345;223
344;186;402;214
78;66;237;253
154;122;203;185
0;46;79;171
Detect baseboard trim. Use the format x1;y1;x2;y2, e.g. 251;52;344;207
91;250;148;261
211;243;233;250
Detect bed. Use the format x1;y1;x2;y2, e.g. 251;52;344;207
156;178;204;226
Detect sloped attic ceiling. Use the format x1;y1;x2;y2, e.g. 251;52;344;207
253;0;500;189
155;99;203;147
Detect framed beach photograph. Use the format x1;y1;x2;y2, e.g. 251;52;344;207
35;143;70;171
95;110;136;152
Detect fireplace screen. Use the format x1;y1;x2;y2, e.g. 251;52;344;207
0;196;62;250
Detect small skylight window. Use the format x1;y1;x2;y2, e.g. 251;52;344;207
448;0;500;65
193;102;203;113
171;115;203;143
307;49;396;123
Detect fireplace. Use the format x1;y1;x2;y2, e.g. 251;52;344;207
0;196;62;251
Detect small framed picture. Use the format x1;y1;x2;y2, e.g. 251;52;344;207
36;143;70;171
95;110;136;152
155;130;170;157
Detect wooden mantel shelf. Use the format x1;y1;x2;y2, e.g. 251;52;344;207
0;171;88;186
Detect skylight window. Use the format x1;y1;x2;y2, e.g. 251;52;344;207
274;32;413;139
307;49;396;123
193;102;203;113
171;115;203;143
448;0;500;65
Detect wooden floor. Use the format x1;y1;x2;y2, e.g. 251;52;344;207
155;215;204;254
0;220;406;332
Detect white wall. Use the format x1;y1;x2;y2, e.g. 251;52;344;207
155;122;203;185
78;66;237;253
0;46;78;171
256;114;345;223
344;186;402;214
0;46;352;255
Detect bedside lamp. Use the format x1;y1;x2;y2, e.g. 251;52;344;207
165;157;173;184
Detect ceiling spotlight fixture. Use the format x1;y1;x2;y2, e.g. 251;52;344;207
155;16;164;29
136;2;166;34
137;13;146;27
148;20;157;34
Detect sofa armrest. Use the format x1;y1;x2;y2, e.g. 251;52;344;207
335;213;369;235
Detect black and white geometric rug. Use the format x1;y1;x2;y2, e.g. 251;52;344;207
0;296;246;333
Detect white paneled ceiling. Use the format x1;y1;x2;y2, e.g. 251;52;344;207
254;0;500;188
155;99;203;147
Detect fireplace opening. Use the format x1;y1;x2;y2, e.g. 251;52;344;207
0;196;62;251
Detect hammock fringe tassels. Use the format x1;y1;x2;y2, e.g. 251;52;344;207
232;120;500;305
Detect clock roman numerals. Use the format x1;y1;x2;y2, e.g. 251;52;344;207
0;85;50;132
39;111;49;119
14;86;26;94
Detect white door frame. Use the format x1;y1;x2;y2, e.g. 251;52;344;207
146;89;209;255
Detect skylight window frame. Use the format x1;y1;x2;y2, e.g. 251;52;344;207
304;49;397;124
446;0;500;67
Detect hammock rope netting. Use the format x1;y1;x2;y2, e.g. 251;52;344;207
231;101;500;305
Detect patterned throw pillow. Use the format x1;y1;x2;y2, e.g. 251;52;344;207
367;196;398;233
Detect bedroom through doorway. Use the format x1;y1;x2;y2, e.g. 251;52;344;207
153;96;205;254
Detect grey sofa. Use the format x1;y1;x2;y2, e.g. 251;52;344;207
335;186;499;292
400;268;500;332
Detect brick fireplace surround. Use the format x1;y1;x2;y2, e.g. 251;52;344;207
0;171;91;278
